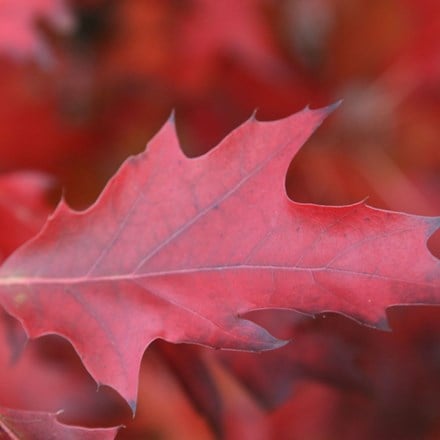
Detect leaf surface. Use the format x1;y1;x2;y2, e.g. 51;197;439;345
0;105;438;408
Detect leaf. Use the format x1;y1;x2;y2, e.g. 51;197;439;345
0;105;438;410
0;172;52;262
104;0;286;93
0;406;119;440
0;63;99;185
0;0;74;60
174;0;287;89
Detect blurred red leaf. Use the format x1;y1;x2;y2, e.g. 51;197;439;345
0;0;73;60
0;172;52;262
173;0;286;91
0;406;118;440
0;63;95;174
103;0;286;94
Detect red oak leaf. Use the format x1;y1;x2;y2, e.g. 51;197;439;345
0;105;438;410
0;406;119;440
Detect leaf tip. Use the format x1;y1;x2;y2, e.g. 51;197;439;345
271;338;291;350
374;314;392;332
249;108;259;121
254;333;290;351
428;216;440;234
51;193;75;219
128;399;137;417
325;99;343;114
168;109;176;125
301;100;342;129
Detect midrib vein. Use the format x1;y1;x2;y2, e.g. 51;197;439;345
0;265;436;287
